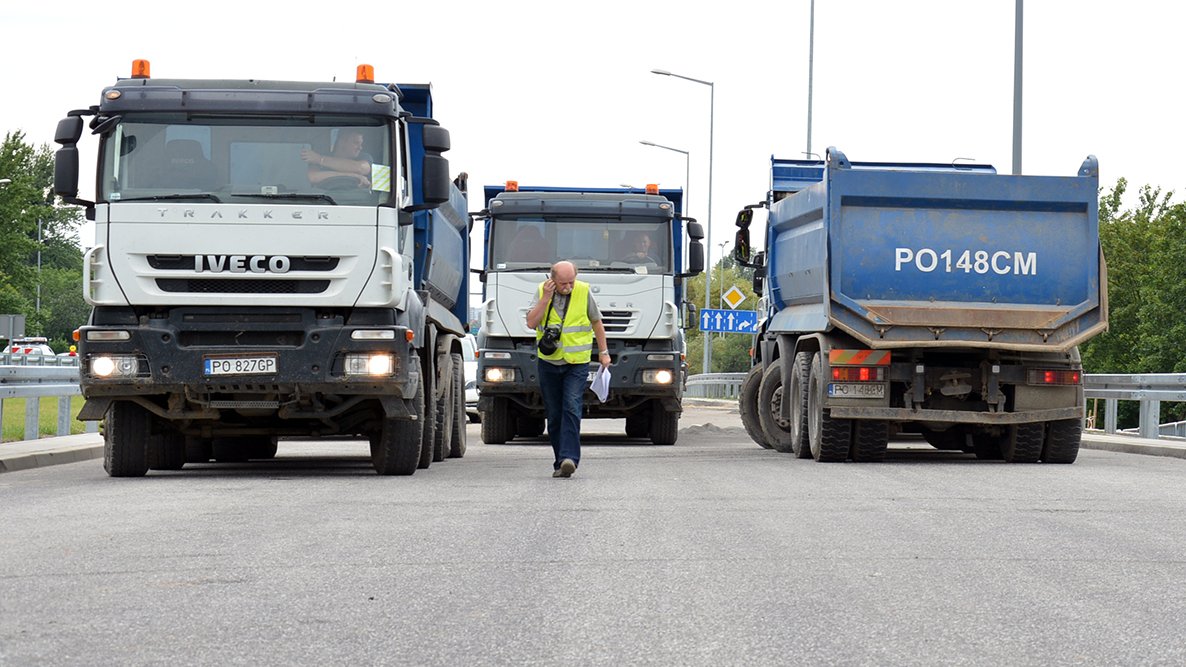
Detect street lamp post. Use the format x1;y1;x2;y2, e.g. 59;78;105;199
651;68;714;374
638;141;690;219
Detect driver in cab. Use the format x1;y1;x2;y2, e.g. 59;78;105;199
301;129;371;189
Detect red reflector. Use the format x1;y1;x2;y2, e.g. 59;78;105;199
1028;369;1081;385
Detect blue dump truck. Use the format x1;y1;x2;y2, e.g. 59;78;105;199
53;61;471;476
474;184;704;445
734;147;1106;463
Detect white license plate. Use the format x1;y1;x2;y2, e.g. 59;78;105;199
204;355;278;376
828;382;885;399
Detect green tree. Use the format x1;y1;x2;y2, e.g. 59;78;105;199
0;131;85;347
683;252;760;374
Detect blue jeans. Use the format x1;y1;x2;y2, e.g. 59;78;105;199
538;359;587;469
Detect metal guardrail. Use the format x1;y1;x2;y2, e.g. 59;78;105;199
686;371;1186;441
0;352;80;367
0;364;93;441
1083;373;1186;439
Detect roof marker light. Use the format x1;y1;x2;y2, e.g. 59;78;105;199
646;183;659;194
505;180;519;192
356;64;375;84
131;59;151;79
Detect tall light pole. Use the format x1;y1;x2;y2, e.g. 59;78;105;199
651;68;714;374
638;140;691;222
1012;0;1024;175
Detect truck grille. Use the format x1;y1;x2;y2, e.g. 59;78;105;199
156;279;330;294
599;309;638;335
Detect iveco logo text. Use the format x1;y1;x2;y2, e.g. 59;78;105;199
157;208;328;220
194;255;291;274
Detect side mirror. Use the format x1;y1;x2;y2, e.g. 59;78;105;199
734;207;753;229
752;252;766;294
55;116;84;145
407;119;452;208
683;301;697;330
685;240;704;276
733;225;751;264
54;146;80;200
686;221;704;242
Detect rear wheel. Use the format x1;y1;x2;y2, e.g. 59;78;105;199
431;353;454;463
104;402;150;477
757;362;794;453
808;353;851;462
738;364;771;449
481;397;514;444
372;364;425;475
420;354;438;468
850;420;889;462
788;352;813;459
650;408;679;446
448;352;467;458
1003;423;1044;463
1042;418;1081;464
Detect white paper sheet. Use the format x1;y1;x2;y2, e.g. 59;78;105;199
589;365;610;403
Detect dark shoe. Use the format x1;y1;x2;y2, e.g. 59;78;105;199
559;459;576;478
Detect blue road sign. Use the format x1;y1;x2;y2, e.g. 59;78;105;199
699;308;758;334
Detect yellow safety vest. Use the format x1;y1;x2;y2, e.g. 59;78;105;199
536;280;594;364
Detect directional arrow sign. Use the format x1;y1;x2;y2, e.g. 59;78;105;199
699;308;758;333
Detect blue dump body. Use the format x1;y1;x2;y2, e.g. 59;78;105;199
764;150;1106;351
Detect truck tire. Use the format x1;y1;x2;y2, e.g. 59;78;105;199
420;354;438;469
103;401;150;477
808;352;851;462
757;362;794;453
971;428;1005;460
372;364;425;476
1041;418;1081;464
516;416;544;438
625;411;650;438
148;429;186;471
851;420;889;462
651;408;679;446
481;397;513;445
738;365;771;449
787;352;813;459
1003;423;1044;463
447;352;467;458
432;354;454;463
185;437;213;463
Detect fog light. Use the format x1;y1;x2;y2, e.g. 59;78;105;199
90;355;139;378
643;369;674;384
86;330;131;341
345;353;395;376
485;367;515;383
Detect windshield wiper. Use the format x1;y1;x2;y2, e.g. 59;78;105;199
233;192;338;205
117;193;222;203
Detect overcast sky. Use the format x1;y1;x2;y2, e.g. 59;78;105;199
3;0;1181;269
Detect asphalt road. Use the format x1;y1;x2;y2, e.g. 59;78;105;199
3;403;1186;665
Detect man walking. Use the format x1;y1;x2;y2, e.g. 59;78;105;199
525;261;611;478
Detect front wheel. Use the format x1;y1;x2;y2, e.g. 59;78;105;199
372;363;425;475
481;397;514;444
738;364;770;449
757;362;793;453
447;352;467;458
650;407;679;446
104;402;150;477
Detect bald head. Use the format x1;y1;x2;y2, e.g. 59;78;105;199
551;261;577;295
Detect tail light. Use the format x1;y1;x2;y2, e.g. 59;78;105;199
1027;369;1081;386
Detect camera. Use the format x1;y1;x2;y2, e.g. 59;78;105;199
538;325;562;355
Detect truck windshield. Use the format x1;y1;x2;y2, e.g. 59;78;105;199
98;114;398;207
489;217;672;273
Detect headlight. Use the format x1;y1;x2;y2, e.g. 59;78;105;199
642;369;674;385
344;353;395;376
90;355;140;378
484;367;516;383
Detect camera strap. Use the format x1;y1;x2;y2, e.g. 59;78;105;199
544;296;563;333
